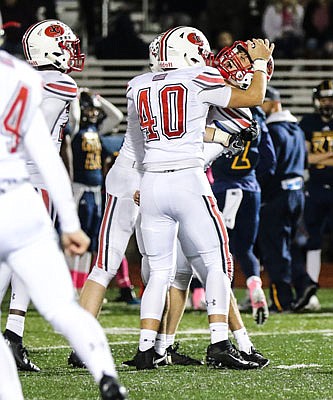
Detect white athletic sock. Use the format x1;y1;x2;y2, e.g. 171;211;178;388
155;333;167;356
306;250;322;283
232;327;253;354
139;329;156;352
6;315;25;337
209;322;228;344
166;334;175;348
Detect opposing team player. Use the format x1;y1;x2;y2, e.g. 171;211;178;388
0;19;83;372
297;80;333;310
127;26;274;369
0;48;126;400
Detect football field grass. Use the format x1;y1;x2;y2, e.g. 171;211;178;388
1;288;332;400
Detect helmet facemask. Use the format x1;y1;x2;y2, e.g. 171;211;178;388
215;41;274;89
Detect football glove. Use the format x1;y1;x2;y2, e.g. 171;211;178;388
223;134;244;158
239;119;260;142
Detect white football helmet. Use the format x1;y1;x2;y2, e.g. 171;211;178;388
0;11;4;47
157;26;213;70
215;41;274;90
149;32;164;72
22;19;85;73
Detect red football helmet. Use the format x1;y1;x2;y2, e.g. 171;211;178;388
214;41;274;89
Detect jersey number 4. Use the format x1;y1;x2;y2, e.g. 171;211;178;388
3;85;29;153
137;84;187;141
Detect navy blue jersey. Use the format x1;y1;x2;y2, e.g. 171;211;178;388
299;112;333;185
211;107;276;193
262;111;306;200
71;125;103;186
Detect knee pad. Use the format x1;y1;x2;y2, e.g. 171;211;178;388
141;254;149;286
171;271;192;291
87;265;114;288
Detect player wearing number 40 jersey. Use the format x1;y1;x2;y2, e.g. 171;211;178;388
0;19;84;373
127;26;274;370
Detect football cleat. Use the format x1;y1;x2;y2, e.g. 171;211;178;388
122;350;169;368
292;283;318;311
206;340;259;370
4;336;40;372
132;347;157;370
167;343;204;366
99;374;128;400
304;295;321;311
68;350;86;368
240;347;270;368
249;285;269;325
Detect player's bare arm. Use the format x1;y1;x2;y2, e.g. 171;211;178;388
227;39;275;108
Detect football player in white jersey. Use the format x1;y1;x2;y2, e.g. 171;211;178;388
126;34;269;367
0;19;85;372
127;26;274;370
0;49;127;400
67;30;272;369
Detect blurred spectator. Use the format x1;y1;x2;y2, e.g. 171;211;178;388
244;0;267;37
303;0;333;58
153;0;206;32
0;0;37;57
95;11;148;60
203;0;246;45
78;0;102;53
213;31;234;53
262;0;304;58
32;0;58;20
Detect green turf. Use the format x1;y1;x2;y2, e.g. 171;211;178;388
1;288;332;400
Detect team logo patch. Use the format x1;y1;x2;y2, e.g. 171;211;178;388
153;73;167;81
44;24;65;37
187;32;203;46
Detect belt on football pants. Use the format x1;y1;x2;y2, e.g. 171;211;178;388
281;176;303;191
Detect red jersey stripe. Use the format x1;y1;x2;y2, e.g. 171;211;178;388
223;108;251;128
208;196;234;280
96;194;113;269
45;83;77;94
195;74;225;84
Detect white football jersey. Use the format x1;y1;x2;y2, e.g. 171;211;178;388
0;50;79;232
0;50;43;183
204;107;253;167
26;70;77;187
117;90;145;164
127;65;232;171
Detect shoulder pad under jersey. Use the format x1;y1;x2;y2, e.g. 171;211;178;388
40;70;77;101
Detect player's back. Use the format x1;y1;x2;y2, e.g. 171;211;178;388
128;65;227;171
0;50;42;182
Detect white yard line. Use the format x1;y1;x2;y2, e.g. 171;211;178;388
29;327;332;351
